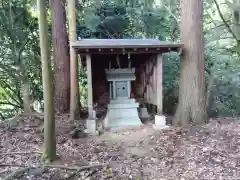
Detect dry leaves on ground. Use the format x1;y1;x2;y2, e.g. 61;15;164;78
0;116;240;179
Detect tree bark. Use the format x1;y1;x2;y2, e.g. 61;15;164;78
37;0;56;161
19;60;32;113
68;0;81;120
173;0;207;126
51;0;70;114
21;82;32;113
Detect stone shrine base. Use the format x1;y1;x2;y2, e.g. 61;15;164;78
104;98;142;130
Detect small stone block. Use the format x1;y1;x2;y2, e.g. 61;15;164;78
86;119;96;135
153;115;169;130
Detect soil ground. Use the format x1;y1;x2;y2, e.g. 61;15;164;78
1;115;240;179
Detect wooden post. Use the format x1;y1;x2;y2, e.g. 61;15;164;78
156;53;163;115
86;54;93;118
68;0;80;120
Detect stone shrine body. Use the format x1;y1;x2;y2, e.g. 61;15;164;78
103;68;142;129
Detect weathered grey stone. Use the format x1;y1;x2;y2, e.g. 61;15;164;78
104;68;142;129
139;107;150;118
86;119;97;135
153;115;169;130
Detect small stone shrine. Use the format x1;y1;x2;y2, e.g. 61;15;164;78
103;65;142;129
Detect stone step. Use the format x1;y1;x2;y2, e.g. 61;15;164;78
108;102;139;109
104;116;142;129
109;98;136;104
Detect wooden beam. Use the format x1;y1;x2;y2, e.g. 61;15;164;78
156;53;163;115
75;47;180;55
86;54;93;118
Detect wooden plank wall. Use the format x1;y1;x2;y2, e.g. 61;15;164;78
136;54;163;114
138;55;157;105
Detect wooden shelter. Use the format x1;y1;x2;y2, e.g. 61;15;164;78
71;39;183;120
67;0;183;128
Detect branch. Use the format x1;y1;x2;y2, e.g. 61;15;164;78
204;21;232;34
213;0;238;40
0;112;5;120
205;67;211;75
0;101;21;108
0;163;105;171
0;63;17;79
3;167;31;180
163;5;179;25
218;47;236;54
0;80;22;106
15;81;23;107
18;38;30;60
1;90;21;108
1;163;105;179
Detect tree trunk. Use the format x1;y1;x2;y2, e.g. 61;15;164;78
21;82;32;112
173;0;207;126
20;61;32;113
51;0;70;114
68;0;81;120
37;0;56;161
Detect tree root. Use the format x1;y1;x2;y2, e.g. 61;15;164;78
3;167;31;180
0;163;105;179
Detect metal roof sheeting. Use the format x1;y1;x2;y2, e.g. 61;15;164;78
71;39;183;49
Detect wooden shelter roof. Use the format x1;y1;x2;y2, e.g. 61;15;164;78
71;39;183;54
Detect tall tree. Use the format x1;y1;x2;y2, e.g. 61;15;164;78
68;0;81;120
51;0;70;113
173;0;207;126
38;0;56;161
0;0;34;114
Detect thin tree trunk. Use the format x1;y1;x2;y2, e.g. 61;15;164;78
206;76;219;117
20;61;32;113
21;82;31;112
67;0;81;120
173;0;207;126
37;0;56;161
51;0;70;114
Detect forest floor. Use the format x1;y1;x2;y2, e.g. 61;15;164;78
1;115;240;180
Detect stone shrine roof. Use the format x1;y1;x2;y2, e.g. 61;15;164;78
105;68;136;81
